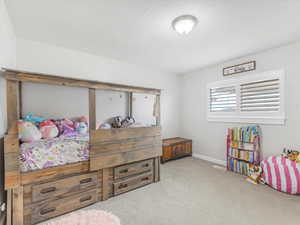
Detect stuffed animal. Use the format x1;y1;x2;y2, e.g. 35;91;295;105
18;121;42;142
54;119;77;136
24;113;46;124
39;120;59;139
62;119;78;136
281;148;289;158
79;116;88;123
75;122;88;134
121;116;135;128
247;165;263;184
111;116;122;128
289;152;299;161
99;123;112;129
282;148;300;162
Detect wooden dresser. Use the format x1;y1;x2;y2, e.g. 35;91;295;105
161;138;192;163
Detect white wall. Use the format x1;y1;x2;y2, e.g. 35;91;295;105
0;0;16;208
16;38;180;138
0;0;16;137
180;41;300;162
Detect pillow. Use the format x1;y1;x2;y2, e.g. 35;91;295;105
39;120;59;139
18;121;42;143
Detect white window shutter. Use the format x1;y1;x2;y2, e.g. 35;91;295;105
207;69;285;125
240;79;280;112
210;86;237;112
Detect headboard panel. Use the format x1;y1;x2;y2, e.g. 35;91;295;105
89;127;162;170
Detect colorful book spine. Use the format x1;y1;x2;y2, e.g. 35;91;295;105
227;125;260;176
228;158;251;176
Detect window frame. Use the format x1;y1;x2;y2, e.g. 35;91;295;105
207;69;285;125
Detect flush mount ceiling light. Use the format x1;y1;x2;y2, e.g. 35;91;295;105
172;15;198;35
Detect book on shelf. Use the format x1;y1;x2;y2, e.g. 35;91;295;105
227;125;261;176
228;148;255;163
228;158;251;176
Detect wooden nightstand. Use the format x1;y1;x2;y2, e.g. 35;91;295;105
161;137;192;163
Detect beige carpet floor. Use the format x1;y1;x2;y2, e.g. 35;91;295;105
42;157;300;225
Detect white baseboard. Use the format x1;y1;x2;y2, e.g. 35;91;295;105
193;153;226;166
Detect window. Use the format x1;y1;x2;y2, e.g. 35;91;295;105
207;69;285;125
240;79;280;112
210;86;236;112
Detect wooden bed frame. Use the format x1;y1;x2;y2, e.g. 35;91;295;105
3;69;162;225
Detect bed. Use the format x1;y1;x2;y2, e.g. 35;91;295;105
4;68;162;225
20;134;89;172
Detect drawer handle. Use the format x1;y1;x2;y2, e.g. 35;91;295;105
119;183;128;189
120;169;129;174
80;178;93;184
40;207;56;215
142;163;149;168
40;187;56;194
80;195;92;203
141;177;150;181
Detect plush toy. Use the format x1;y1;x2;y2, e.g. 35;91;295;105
79;116;88;123
121;116;135;128
75;122;88;134
289;152;299;161
62;119;78;136
99;123;112;129
111;116;122;128
54;119;77;136
24;113;46;124
281;148;289;158
18;121;42;142
282;148;300;162
39;120;59;139
246;165;263;184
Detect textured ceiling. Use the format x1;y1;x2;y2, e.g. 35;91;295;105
6;0;300;74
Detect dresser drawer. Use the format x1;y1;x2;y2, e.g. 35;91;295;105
32;172;98;203
113;172;153;195
31;189;97;224
114;159;153;180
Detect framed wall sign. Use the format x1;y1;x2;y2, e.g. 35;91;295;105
223;61;256;76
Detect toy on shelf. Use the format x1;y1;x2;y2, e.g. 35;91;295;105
227;125;261;177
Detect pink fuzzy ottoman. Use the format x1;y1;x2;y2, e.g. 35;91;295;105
45;210;121;225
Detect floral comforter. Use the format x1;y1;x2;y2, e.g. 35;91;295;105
20;134;89;172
